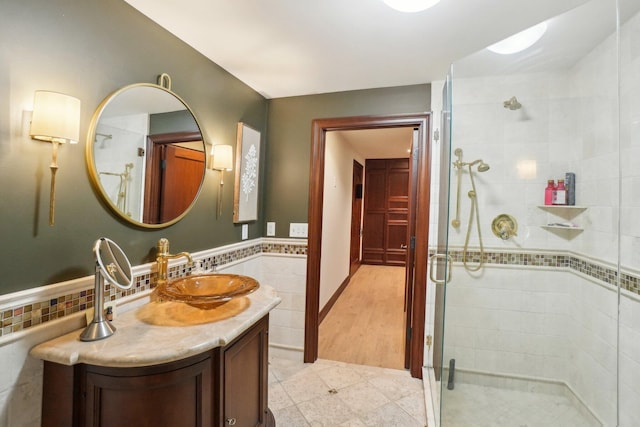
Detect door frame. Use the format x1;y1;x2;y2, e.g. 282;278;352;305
304;114;431;378
350;160;364;276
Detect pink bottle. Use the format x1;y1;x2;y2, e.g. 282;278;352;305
553;179;567;205
544;180;555;205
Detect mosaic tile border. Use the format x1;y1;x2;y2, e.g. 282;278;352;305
3;242;635;339
0;240;307;338
445;249;640;295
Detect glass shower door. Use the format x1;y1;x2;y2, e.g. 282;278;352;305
436;1;624;426
426;71;454;427
617;2;640;426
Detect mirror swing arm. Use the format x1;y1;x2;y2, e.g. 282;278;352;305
80;238;134;341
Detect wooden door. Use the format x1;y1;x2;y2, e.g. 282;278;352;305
362;158;409;266
161;145;205;222
143;141;205;224
350;161;364;276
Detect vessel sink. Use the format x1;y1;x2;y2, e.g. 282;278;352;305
155;273;259;309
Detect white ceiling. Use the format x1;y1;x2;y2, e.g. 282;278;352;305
123;0;589;99
123;0;639;157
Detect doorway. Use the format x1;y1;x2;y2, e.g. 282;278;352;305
305;114;431;378
143;131;205;224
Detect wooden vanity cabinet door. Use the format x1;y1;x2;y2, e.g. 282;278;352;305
81;352;212;427
220;315;269;427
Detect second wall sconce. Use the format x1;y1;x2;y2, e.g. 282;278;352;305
30;90;81;226
211;144;233;218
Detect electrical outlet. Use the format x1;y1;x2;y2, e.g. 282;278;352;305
266;222;276;236
289;223;308;238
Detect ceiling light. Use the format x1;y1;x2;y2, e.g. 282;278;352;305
382;0;441;13
486;22;548;55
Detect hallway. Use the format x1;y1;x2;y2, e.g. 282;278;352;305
318;265;406;370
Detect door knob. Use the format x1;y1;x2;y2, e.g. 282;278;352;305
226;418;237;425
401;244;407;249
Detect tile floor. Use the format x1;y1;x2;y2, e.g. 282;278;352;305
440;383;602;427
268;357;427;426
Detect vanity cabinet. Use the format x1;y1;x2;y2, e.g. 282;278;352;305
41;315;273;427
216;314;272;427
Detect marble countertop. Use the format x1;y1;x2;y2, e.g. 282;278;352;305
30;285;281;368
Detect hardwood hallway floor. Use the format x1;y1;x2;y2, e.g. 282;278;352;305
318;264;406;370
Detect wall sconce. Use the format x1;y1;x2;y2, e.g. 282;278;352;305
211;144;233;218
30;91;81;226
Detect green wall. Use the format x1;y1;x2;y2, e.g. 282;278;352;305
0;0;267;294
0;0;432;295
264;85;431;237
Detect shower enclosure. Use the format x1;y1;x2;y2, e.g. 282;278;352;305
427;0;640;426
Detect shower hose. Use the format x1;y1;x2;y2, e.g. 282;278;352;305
462;164;485;271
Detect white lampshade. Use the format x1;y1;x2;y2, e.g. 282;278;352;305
212;144;233;171
30;91;81;144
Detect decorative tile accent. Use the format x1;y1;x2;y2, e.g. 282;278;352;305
0;240;306;339
262;242;308;255
2;242;636;339
443;249;638;295
0;289;95;337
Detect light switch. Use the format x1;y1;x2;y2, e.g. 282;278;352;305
267;222;276;236
289;223;308;238
242;224;248;240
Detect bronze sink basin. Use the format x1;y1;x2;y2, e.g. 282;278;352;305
155;273;259;309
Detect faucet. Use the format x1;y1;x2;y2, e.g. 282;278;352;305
155;238;193;287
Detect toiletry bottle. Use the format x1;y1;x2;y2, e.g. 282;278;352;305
545;180;555;205
565;172;575;205
553;179;567;205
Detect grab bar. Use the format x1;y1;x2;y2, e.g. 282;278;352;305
429;253;453;285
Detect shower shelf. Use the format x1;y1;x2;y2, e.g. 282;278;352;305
537;205;587;232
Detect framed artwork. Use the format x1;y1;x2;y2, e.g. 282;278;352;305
233;122;261;223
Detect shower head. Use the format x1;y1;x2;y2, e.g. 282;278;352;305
469;159;490;172
503;96;522;110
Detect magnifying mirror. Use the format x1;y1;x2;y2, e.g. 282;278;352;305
80;238;133;341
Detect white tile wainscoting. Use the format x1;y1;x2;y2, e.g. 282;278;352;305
3;238;640;426
438;251;640;427
0;238;307;427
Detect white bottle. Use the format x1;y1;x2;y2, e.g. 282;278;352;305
553;179;567;205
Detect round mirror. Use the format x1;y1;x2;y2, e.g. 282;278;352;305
86;82;206;228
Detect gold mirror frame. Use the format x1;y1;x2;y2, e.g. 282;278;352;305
86;80;206;228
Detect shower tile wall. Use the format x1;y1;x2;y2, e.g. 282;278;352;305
434;5;640;427
619;7;640;427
